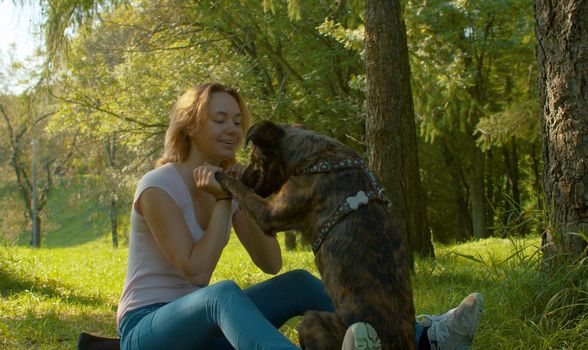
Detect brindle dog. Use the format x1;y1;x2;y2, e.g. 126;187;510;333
215;121;415;350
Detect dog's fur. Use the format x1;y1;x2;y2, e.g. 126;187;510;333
215;121;415;349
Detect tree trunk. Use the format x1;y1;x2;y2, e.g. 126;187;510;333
106;136;119;248
365;0;434;258
535;0;588;256
530;140;543;210
110;198;118;248
457;195;474;240
485;150;495;237
470;147;487;238
441;138;474;240
503;139;524;235
502;139;522;221
32;215;41;248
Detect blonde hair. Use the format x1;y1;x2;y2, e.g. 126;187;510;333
156;83;251;167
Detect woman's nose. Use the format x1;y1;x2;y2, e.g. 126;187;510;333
226;121;241;133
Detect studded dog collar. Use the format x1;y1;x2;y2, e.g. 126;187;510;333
296;158;391;254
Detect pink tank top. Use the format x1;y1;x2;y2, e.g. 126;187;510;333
116;163;237;325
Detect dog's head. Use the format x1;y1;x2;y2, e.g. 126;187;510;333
241;121;288;197
241;120;342;197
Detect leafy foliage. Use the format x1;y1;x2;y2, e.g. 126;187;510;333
5;0;545;245
406;0;540;241
0;56;78;246
1;2;585;348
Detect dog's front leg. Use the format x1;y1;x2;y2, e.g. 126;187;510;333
215;172;293;235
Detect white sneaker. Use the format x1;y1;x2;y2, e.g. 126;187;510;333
341;322;382;350
417;293;484;350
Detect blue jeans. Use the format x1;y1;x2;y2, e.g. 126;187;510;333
118;269;425;349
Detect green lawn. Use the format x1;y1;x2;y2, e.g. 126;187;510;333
14;176;114;248
1;233;586;349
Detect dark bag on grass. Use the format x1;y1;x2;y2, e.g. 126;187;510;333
77;332;120;350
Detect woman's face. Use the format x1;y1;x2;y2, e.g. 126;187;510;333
192;91;244;164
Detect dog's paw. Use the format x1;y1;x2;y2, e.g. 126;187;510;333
215;172;250;197
214;172;232;187
297;311;346;350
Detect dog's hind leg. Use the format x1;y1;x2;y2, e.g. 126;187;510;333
297;311;346;350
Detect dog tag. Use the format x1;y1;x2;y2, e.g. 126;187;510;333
346;191;369;210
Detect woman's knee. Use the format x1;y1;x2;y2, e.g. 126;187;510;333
207;280;242;298
284;269;321;286
285;269;333;311
203;280;248;315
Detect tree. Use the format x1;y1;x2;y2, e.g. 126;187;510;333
41;0;370;249
364;0;434;258
0;91;77;247
407;0;539;241
48;17;169;247
104;135;121;247
535;0;588;256
39;0;366;146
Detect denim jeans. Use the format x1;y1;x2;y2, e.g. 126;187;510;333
118;269;426;350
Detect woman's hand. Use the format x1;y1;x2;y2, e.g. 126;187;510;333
193;163;230;199
224;162;247;179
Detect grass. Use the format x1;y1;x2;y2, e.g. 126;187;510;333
1;233;587;349
0;175;113;248
16;176;114;248
415;238;587;349
1;178;586;349
0;239;125;348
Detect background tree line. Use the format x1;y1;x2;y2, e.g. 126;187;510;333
0;0;585;258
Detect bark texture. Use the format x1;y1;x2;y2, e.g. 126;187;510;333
535;0;588;255
365;0;434;257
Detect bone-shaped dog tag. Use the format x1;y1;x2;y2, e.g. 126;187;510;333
346;191;369;210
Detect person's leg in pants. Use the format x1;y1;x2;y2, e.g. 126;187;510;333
213;269;431;350
120;279;299;350
121;269;430;350
212;269;334;349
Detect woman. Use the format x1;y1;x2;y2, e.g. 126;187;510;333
116;83;483;350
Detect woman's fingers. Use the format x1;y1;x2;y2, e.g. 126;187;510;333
225;162;247;178
193;163;226;196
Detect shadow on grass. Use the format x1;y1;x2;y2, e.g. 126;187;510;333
1;308;118;349
0;268;112;307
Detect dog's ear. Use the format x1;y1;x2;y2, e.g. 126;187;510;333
245;121;285;149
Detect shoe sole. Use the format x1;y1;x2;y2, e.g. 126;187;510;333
350;322;382;350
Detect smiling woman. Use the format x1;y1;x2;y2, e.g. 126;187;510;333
155;84;251;168
112;82;338;350
192;91;244;164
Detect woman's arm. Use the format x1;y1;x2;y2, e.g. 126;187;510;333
139;188;232;286
233;209;283;275
222;162;282;274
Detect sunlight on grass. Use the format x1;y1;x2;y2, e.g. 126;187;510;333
1;234;586;349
